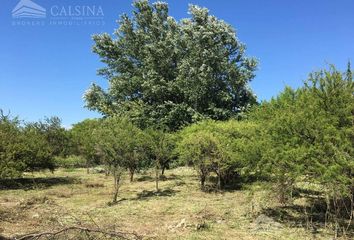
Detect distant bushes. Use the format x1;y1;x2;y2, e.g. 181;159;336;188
0;115;69;178
54;155;86;168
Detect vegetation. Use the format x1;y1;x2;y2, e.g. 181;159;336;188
94;117;149;203
71;119;102;172
84;0;257;130
146;128;176;191
0;113;63;178
0;1;353;239
0;167;351;240
249;66;354;235
53;155;86;169
177;120;260;190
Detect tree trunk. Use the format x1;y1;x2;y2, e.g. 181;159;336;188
155;161;159;192
129;169;134;182
200;175;206;190
161;166;165;176
112;184;119;203
216;166;221;190
112;168;121;203
86;160;90;174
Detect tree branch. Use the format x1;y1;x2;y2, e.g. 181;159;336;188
8;226;142;240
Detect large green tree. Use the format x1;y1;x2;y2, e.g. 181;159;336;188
84;0;257;130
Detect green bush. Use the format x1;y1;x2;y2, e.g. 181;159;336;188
177;120;260;190
0;112;59;178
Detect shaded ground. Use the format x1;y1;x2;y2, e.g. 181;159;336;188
0;167;350;239
0;176;79;190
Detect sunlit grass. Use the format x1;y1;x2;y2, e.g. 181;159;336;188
0;167;342;239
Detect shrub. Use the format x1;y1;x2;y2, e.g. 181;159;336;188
249;66;354;235
177;120;260;190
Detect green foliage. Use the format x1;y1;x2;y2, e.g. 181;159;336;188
250;65;354;205
95;117;149;180
84;0;257;130
94;117;149;202
177;120;259;189
70;119;102;169
145;128;176;173
54;155;86;168
22;123;55;172
0;113;64;178
0;112;25;178
145;128;177;191
177;5;257;120
26;117;71;157
303;66;353;196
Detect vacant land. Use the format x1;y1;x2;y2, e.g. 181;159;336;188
0;167;348;239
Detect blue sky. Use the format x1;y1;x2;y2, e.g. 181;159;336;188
1;0;353;127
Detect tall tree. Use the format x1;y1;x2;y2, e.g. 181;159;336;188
177;5;257;120
84;0;257;130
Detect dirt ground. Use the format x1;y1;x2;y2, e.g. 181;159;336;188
0;167;349;239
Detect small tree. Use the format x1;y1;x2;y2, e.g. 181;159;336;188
95;117;147;203
22;124;55;173
1;114;57;178
146;129;176;191
178;130;222;190
28;117;71;157
71;119;102;173
250;65;354;231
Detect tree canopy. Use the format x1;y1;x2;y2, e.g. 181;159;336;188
84;0;257;131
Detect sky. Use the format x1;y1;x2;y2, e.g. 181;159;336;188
1;0;353;127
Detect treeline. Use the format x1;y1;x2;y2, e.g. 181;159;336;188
0;65;353;234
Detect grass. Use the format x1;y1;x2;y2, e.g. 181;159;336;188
0;167;349;239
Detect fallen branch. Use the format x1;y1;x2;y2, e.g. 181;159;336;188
9;226;142;240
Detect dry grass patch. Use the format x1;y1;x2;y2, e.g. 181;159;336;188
0;167;350;239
